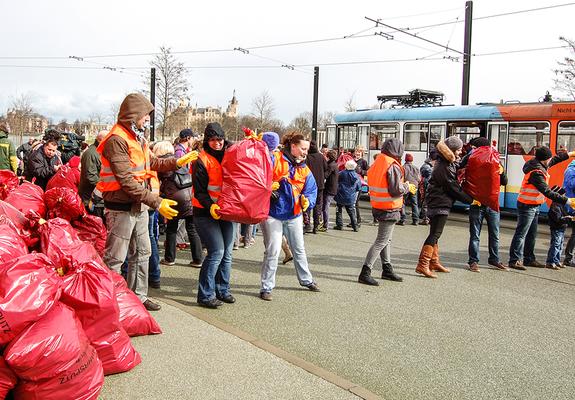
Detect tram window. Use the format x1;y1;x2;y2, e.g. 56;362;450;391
340;125;358;150
404;123;428;151
508;122;550;155
369;123;399;150
556;121;575;153
452;126;481;145
326;126;336;148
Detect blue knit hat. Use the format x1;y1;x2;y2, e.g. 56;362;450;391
261;132;280;151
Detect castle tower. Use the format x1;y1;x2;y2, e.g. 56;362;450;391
225;90;238;118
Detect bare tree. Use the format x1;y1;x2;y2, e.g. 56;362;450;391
318;111;335;129
251;91;275;131
554;37;575;100
6;93;35;144
145;47;190;139
288;112;312;135
343;92;357;112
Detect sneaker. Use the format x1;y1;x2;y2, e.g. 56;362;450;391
524;260;544;268
333;226;343;230
508;261;526;271
189;261;202;268
545;264;560;270
411;221;418;225
305;282;320;292
396;221;405;226
160;259;175;266
233;243;239;250
216;294;236;303
489;261;509;271
556;262;565;269
282;255;293;265
149;280;161;289
316;225;327;232
260;292;273;301
468;262;480;273
198;298;223;308
143;299;161;311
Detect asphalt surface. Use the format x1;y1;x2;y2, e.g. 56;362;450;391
102;204;575;400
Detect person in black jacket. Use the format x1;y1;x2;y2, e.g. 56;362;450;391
508;146;575;270
415;136;473;278
321;149;338;231
546;190;572;269
305;140;328;233
25;130;62;190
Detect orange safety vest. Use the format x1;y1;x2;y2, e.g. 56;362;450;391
191;151;223;208
518;169;549;205
367;153;404;210
273;152;311;216
96;124;152;192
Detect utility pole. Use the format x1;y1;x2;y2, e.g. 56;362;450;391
461;1;473;105
150;67;156;141
311;66;319;142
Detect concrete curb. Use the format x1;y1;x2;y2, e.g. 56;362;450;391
156;296;382;400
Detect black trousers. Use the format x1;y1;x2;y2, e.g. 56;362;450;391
424;214;449;246
164;216;203;264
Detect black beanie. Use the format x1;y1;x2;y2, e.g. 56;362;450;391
204;122;225;141
535;146;552;161
469;137;490;148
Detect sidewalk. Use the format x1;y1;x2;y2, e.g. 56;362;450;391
99;299;366;400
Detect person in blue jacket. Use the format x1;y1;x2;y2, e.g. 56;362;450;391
333;159;362;231
562;159;575;266
259;131;319;301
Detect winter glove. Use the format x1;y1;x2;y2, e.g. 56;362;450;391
471;200;481;206
176;151;199;167
408;183;417;195
569;198;575;209
301;195;310;212
568;151;575;157
499;164;504;174
158;198;178;220
271;181;280;191
210;203;221;220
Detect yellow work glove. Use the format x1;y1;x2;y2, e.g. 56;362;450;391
271;181;280;191
210;203;221;220
176;151;199;167
408;183;417;195
569;198;575;209
158;198;178;220
568;151;575;158
499;165;504;174
471;199;481;206
301;195;310;212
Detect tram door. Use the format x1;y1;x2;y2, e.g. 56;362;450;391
429;123;446;152
488;122;509;208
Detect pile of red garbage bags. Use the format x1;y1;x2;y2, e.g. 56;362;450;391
0;172;162;400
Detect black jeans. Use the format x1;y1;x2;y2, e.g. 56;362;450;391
424;214;449;246
313;189;324;228
564;221;575;265
336;204;358;229
164;216;203;264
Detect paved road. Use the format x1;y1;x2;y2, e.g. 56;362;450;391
103;206;575;400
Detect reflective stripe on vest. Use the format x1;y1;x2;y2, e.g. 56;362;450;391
367;153;404;210
518;169;549;205
272;152;311;216
95;124;152;192
191;151;223;208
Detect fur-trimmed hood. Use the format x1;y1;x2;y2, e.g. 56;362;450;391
436;140;456;163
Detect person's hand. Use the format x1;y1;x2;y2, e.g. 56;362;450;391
301;195;310;212
408;183;417;194
158;198;178;220
568;151;575;158
499;164;504;174
210;203;221;220
472;199;481;206
271;181;280;191
569;198;575;208
53;164;61;171
176;151;199;167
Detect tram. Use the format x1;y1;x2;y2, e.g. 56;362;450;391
325;96;575;212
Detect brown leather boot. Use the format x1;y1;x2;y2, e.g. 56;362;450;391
430;244;450;273
415;245;436;278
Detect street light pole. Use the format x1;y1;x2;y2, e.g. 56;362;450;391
461;1;473;105
312;66;319;142
150;67;156;141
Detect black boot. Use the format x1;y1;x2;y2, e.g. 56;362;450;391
358;265;379;286
381;263;403;282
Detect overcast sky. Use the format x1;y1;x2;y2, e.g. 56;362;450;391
1;0;573;125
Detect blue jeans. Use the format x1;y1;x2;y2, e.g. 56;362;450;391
509;204;540;264
400;192;419;224
468;205;501;265
148;210;160;283
195;216;234;302
547;228;565;265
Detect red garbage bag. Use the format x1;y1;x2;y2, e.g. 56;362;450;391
71;214;107;256
45;165;80;193
59;261;141;375
0;220;28;263
463;146;501;211
0;200;27;230
44;187;86;221
4;182;45;218
0;356;17;400
111;272;162;337
337;153;354;171
5;302;104;400
218;138;273;224
0;253;61;346
0;170;18;201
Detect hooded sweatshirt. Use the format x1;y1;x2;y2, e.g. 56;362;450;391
520;153;569;207
372;138;410;222
100;93;178;211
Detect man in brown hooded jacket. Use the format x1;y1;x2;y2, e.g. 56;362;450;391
97;93;197;311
